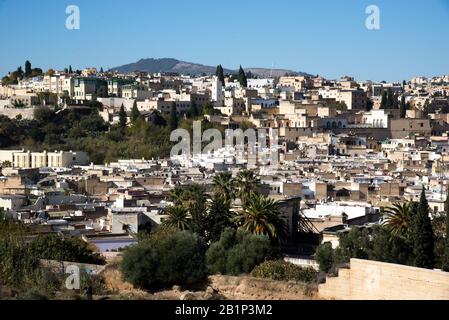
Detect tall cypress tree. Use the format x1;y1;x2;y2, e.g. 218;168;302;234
119;104;127;128
187;101;199;118
386;89;397;109
69;65;73;74
399;96;407;118
238;65;247;87
25;60;32;77
169;102;179;131
413;187;435;269
442;189;449;271
215;65;225;87
380;90;388;109
130;100;141;123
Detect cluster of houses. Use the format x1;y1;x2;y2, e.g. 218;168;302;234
1;67;449;259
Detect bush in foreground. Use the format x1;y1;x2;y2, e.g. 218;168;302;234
29;234;105;265
121;231;206;289
251;260;317;283
315;242;335;273
206;228;278;276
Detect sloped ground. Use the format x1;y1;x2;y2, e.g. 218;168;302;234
208;275;318;300
98;262;318;300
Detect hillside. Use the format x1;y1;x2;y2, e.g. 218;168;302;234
109;58;310;77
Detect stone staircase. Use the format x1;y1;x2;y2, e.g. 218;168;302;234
318;258;449;300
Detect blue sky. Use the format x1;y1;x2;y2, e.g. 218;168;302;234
0;0;448;81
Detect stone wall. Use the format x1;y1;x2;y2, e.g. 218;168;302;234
318;258;449;300
0;104;36;119
40;259;106;275
208;275;315;300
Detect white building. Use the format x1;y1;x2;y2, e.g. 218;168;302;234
363;109;389;128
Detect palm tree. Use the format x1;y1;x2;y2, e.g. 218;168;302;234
212;172;234;201
233;193;286;241
183;184;206;234
162;205;190;231
382;202;412;236
234;170;259;205
204;194;232;243
184;184;205;201
168;186;185;206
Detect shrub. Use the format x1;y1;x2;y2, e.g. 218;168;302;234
206;228;278;275
29;234;105;265
315;242;334;273
121;231;206;289
15;289;49;300
80;271;107;296
0;244;39;287
251;260;317;283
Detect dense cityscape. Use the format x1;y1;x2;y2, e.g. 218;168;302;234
0;59;448;300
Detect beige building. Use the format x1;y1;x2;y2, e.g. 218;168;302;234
389;119;431;139
0;149;24;165
136;99;190;115
9;150;88;168
338;89;367;110
278;76;313;91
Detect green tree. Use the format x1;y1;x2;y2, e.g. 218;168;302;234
383;202;412;237
335;101;348;112
149;110;167;126
215;65;225;86
33;106;54;123
399;95;407;118
233;193;287;242
25;60;32;77
380;90;388;109
237;65;247;87
183;184;207;236
366;98;373;112
29;234;105;265
169;102;178;130
162;205;190;231
203;102;220;116
1;160;12;168
413;187;435;269
333;227;371;263
315;242;335;272
119;104;127;128
69;65;73;74
0;211;35;286
204;195;233;244
186;101;199;118
234;170;259;205
206;228;277;275
212;172;234;201
441;190;449;271
387;89;396;108
332;224;415;267
121;231;206;289
168;186;185;206
130;101;141;123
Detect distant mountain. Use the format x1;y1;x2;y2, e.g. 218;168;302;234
109;58;310;77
